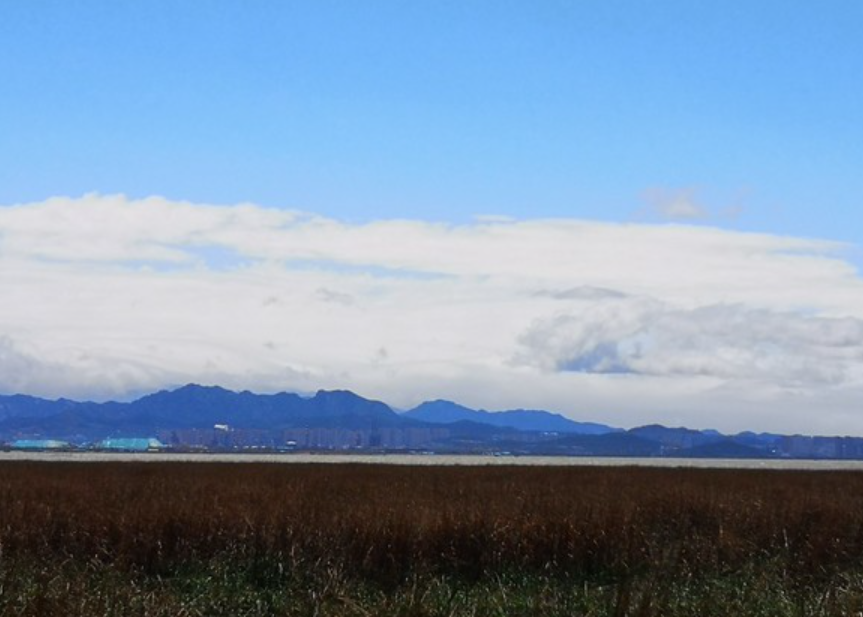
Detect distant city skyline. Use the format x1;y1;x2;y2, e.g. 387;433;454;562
1;3;862;434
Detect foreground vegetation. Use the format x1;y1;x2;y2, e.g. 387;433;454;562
2;462;863;615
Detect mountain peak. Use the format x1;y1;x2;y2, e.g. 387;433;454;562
174;383;230;394
311;390;396;417
314;389;364;399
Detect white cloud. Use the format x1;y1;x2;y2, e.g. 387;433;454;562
641;187;711;221
516;299;863;386
1;193;863;434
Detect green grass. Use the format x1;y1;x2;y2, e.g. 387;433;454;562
4;558;863;616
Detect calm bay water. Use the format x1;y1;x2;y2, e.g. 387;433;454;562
2;451;863;470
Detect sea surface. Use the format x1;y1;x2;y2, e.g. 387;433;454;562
3;451;863;470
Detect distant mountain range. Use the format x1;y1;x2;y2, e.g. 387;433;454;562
0;384;860;459
403;399;618;435
0;385;408;437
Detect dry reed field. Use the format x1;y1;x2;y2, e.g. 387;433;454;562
1;461;863;616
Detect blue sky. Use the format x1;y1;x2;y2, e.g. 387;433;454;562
2;3;863;433
2;1;862;238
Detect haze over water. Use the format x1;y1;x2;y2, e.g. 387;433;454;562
5;451;863;471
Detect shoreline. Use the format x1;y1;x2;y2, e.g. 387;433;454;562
3;450;863;470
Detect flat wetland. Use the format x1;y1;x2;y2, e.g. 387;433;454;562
3;460;863;616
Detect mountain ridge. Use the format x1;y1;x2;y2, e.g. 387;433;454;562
402;399;620;435
0;384;861;459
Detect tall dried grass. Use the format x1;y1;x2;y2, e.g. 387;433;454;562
1;462;863;615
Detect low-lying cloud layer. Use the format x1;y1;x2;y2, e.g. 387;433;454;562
2;194;862;434
518;299;863;385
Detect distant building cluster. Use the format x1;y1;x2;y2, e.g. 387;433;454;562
7;425;863;460
7;437;166;452
158;426;453;451
779;435;863;459
3;426;456;453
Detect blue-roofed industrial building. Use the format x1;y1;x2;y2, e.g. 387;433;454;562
98;438;165;452
8;439;71;450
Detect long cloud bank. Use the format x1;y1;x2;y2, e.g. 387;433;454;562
1;194;862;434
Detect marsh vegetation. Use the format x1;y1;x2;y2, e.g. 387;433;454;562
2;462;863;615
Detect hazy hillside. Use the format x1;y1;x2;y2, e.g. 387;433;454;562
404;399;619;435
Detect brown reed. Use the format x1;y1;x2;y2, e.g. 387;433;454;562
1;461;863;615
